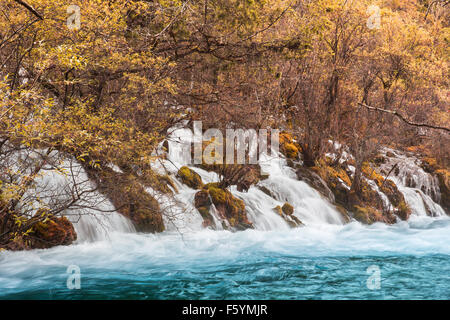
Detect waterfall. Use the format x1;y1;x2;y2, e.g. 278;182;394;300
14;150;136;243
378;148;446;217
153;126;346;231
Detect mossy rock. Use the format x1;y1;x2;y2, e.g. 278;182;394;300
279;132;301;159
372;154;386;166
421;157;439;173
282;202;294;215
296;166;335;203
203;184;252;230
396;199;412;220
362;162;385;187
352;205;384;225
273;205;283;216
259;185;275;198
31;214;77;249
156;174;178;194
310;160;352;206
436;169;450;214
177;166;203;189
194;190;215;228
335;204;351;223
84;167;165;233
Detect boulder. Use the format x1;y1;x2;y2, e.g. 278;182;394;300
177;166;203;189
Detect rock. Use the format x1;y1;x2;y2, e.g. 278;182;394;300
386;151;395;158
273;206;283;215
372;154;386;165
198;163;261;192
30;214;77;249
194;190;215;228
436;169;450;214
259;185;276;198
279;132;301;159
420;157;439;174
274;205;303;228
296;167;335;203
396;199;412;220
177;166;203;189
85;167;165;233
282;202;294;215
203;183;253;230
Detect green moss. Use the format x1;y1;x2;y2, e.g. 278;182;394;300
208;185;228;204
177;166;203;189
203;183;252;230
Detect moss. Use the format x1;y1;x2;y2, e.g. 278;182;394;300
436;169;450;213
397;200;412;220
84;167;165;233
362;162;384;187
177;166;203;189
203;184;252;230
352;205;384;225
31;214;77;249
279;132;301;159
273;205;283;215
282;202;294;215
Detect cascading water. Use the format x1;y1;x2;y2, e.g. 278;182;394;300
13;150;136;242
377;148;446;217
0;135;449;299
152;126;345;231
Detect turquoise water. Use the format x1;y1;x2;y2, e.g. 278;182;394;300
1;216;449;300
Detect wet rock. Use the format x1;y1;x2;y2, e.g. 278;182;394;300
296;167;335;203
194;190;215;228
282;202;294;215
85;167;164;233
203;183;253;230
30;214;77;249
436;169;450;214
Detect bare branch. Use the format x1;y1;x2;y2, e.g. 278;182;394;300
13;0;43;21
358;102;450;133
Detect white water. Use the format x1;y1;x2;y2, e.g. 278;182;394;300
151;126;345;232
378;148;446;217
1;136;449;300
7;149;135;242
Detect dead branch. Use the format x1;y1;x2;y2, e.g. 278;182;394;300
358;102;450;133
